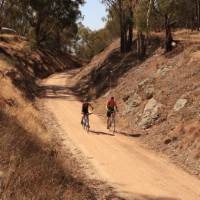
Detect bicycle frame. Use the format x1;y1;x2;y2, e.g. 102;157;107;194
108;111;116;133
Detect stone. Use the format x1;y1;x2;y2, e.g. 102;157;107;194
123;93;142;115
123;95;130;102
144;87;155;99
139;98;162;129
164;138;172;144
156;65;173;76
173;99;187;112
138;79;150;89
128;93;142;107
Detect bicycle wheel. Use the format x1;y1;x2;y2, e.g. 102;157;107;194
82;116;87;130
84;115;90;132
113;116;116;133
107;118;111;129
110;114;116;134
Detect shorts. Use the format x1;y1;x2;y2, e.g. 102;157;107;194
107;108;115;118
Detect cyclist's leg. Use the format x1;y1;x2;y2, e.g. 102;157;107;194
82;114;87;129
107;117;110;129
83;114;86;129
86;114;90;128
107;110;111;129
81;114;84;125
85;114;90;132
109;111;115;132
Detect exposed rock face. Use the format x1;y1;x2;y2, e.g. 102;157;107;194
138;79;149;89
128;93;142;107
138;78;153;89
156;65;173;76
138;78;155;100
124;93;142;114
139;98;162;129
173;99;187;112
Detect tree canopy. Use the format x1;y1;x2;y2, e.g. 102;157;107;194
1;0;200;57
0;0;84;50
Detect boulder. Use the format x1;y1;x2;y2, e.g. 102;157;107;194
139;98;162;129
173;99;187;112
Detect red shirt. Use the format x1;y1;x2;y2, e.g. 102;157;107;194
107;99;117;109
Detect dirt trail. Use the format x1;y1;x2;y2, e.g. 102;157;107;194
40;72;200;200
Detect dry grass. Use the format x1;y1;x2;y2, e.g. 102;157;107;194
0;37;110;199
0;74;100;199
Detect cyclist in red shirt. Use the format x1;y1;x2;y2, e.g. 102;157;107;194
106;97;118;129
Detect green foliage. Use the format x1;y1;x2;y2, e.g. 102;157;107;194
134;0;197;32
75;24;113;60
1;0;85;50
105;8;120;38
1;0;200;56
135;1;148;32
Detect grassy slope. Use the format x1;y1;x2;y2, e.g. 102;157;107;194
0;76;95;200
71;32;200;177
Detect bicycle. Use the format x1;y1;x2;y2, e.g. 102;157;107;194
81;113;92;132
107;110;116;134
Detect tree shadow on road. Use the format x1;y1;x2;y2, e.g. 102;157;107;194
38;84;80;101
89;129;115;136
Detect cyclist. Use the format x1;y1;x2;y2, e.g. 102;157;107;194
106;96;118;129
81;98;94;128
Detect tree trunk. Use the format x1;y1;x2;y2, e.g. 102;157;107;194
127;6;133;51
0;0;5;29
146;0;153;44
35;13;43;46
35;22;41;45
123;9;128;52
137;32;146;59
141;33;146;57
119;0;124;53
119;0;126;53
56;30;61;51
164;14;173;52
194;0;200;30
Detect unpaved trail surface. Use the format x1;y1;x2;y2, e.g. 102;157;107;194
40;72;200;200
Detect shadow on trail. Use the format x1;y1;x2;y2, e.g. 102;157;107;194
89;129;141;138
90;129;114;136
116;131;142;138
38;84;80;101
118;193;181;200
